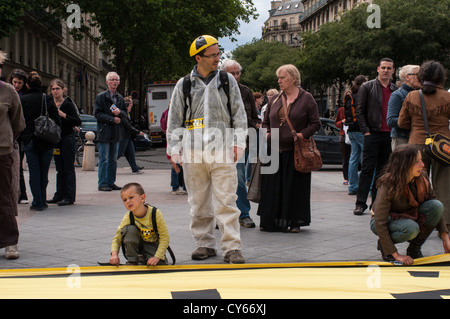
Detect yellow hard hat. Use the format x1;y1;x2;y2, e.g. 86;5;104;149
189;35;218;57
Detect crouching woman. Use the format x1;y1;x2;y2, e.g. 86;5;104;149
370;144;450;265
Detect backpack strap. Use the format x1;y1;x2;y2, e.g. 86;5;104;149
219;70;233;128
182;71;232;128
182;74;192;127
126;206;176;265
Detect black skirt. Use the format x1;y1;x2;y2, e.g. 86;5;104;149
257;149;311;232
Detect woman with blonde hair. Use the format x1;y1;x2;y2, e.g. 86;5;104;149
257;64;320;232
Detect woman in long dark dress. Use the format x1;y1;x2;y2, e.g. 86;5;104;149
257;64;321;233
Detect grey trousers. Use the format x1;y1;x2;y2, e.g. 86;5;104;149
121;225;167;264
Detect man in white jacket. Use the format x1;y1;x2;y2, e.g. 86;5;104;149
166;35;248;264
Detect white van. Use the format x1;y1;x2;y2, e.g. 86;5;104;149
146;81;176;143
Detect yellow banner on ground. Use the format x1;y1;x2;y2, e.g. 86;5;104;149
0;254;449;299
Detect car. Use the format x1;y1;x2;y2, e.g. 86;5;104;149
313;118;342;165
134;133;152;151
78;114;98;142
78;114;151;151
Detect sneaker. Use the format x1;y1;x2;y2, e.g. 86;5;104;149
191;247;217;260
132;170;144;174
19;199;29;204
171;188;187;195
5;245;19;260
239;217;255;228
224;250;245;264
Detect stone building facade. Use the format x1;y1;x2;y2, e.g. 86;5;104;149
262;0;304;47
0;9;113;115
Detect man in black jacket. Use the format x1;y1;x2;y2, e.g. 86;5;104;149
94;72;127;191
353;58;397;215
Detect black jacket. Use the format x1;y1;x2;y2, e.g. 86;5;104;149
20;87;61;150
48;96;81;137
120;112;140;139
355;78;397;134
94;90;127;143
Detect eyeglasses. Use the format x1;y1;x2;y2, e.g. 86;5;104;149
407;73;418;76
201;52;221;59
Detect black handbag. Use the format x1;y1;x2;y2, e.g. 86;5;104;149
419;90;450;166
34;94;61;145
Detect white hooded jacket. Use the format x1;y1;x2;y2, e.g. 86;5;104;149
166;67;248;163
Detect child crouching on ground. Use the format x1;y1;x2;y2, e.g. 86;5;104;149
110;182;170;266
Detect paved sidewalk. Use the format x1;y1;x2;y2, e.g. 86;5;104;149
1;156;446;270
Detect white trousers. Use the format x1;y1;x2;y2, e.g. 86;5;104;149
183;161;242;256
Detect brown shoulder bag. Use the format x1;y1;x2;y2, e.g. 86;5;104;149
282;95;322;173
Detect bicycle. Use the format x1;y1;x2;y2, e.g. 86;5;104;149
75;131;85;167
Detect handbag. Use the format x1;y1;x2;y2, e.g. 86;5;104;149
419;90;450;166
247;158;261;203
34;94;61;145
282;95;323;173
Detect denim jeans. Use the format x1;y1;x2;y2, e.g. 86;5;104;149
97;141;119;187
171;164;185;191
118;138;139;172
23;140;53;209
236;161;250;218
347;131;364;193
370;199;444;243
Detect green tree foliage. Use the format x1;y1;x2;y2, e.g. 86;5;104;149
63;0;257;87
231;39;300;92
0;1;27;39
2;0;257;94
299;0;450;89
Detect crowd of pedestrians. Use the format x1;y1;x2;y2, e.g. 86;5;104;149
1;40;449;266
0;53;147;260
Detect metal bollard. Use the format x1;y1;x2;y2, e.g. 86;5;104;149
82;131;96;171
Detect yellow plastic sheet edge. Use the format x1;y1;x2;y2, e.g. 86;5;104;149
0;253;449;278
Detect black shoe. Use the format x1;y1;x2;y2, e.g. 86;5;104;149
353;205;366;215
30;205;43;211
57;200;74;206
98;186;112;191
109;184;122;190
46;199;60;204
